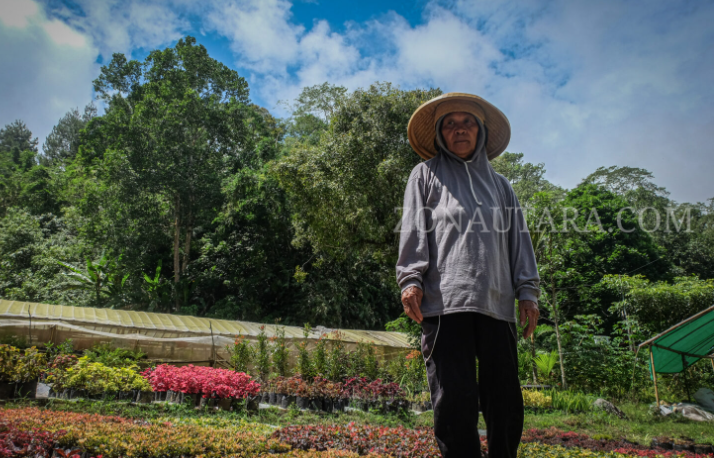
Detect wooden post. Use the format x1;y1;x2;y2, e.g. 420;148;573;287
649;348;660;407
711;358;714;375
28;310;32;346
209;322;216;368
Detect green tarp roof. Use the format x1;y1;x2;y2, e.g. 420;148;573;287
641;305;714;374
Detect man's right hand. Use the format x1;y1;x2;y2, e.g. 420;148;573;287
401;286;424;323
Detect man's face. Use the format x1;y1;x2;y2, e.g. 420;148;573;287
440;112;480;159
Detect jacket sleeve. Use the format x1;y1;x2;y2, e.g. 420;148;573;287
507;185;541;303
396;172;430;293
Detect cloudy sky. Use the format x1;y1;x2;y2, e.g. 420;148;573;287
1;0;713;204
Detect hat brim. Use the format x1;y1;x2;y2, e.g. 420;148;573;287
407;92;511;161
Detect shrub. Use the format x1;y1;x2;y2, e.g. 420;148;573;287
83;343;146;368
0;423;65;458
141;364;259;399
254;325;272;382
522;389;553;409
1;407;286;458
272;423;481;458
0;345;20;383
64;357;151;394
227;333;254;374
272;327;290;377
43;354;78;390
13;347;47;383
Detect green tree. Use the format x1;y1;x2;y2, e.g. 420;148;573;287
88;36;251;310
41;104;97;166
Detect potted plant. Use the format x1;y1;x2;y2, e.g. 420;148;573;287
0;345;20;399
14;347;47;398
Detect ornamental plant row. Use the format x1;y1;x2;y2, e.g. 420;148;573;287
142;364;260;399
265;376;405;402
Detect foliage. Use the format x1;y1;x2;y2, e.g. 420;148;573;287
534;350;559;384
43;354;78;390
602;274;714;334
0;422;64;458
0;345;20;383
56;252;130;307
12;347;47;383
0;407;287;458
63;357;151;394
141;364;259;398
43;339;74;362
83;343;145;368
296;324;314;381
522;389;553;409
547;390;595;413
271;327;290;377
272;422;451;458
312;334;328;377
41;104;97;167
227;333;254;374
252;325;272;382
326;331;347;383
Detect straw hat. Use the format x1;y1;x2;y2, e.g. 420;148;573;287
407;92;511;161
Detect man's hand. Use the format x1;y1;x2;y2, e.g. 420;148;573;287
401;286;424;324
518;300;539;339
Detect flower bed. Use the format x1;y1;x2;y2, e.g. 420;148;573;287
0;424;64;458
521;428;714;457
272;423;483;457
142;364;260;399
1;407;284;458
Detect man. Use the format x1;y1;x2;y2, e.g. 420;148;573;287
396;93;540;458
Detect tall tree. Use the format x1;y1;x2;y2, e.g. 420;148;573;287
42;104;97;166
0;120;38;165
88;36;251;310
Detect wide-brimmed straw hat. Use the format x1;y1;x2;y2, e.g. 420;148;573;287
407;92;511;161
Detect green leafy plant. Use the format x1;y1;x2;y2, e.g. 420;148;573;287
296;324;314;381
0;344;20;382
534;350;559;384
271;327;290;377
84;343;146;368
326;330;347;383
57;252;130;305
64;357;151;394
227;333;254;374
312;333;328;377
14;346;47;383
254;325;272;382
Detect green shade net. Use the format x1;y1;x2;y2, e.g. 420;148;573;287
650;307;714;374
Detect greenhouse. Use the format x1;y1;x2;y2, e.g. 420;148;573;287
0;300;410;365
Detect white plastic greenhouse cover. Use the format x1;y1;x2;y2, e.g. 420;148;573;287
0;300;410;365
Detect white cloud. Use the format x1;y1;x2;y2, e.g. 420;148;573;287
0;0;38;28
49;0;189;56
2;0;712;202
0;0;97;151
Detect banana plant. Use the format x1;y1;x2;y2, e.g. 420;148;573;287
57;252;130;305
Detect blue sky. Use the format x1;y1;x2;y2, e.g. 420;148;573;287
1;0;713;204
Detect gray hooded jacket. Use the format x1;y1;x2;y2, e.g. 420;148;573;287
396;118;540;322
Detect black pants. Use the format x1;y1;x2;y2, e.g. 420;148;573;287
421;312;524;458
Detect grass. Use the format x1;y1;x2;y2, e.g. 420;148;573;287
5;399;714;447
523;403;714;445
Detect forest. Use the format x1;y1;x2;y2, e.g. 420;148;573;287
1;36;713;396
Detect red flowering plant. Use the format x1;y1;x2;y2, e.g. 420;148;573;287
141;364;260;399
342;377;369;400
364;380;405;402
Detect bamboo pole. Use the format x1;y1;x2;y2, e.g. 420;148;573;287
649;348;660;407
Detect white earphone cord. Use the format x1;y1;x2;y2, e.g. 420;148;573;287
423;315;441;363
